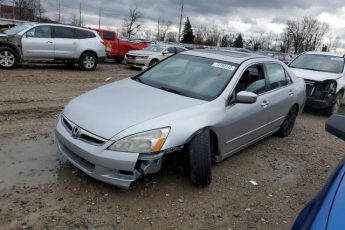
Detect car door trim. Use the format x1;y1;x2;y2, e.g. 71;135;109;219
225;115;285;145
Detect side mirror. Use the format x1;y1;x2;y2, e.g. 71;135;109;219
162;50;170;55
325;114;345;141
236;91;258;104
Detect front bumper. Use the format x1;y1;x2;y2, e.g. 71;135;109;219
55;115;163;189
305;98;331;109
124;57;149;68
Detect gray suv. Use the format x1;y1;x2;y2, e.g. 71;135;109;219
0;23;106;70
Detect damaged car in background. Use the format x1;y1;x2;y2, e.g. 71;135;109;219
55;50;305;189
289;52;345;115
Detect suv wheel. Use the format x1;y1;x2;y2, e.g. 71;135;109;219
277;105;298;137
188;130;212;186
79;53;97;71
0;47;18;69
149;59;158;66
324;93;342;116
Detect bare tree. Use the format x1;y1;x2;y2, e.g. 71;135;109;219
285;16;329;53
166;31;177;42
122;6;142;38
158;20;172;41
69;14;80;26
143;29;153;40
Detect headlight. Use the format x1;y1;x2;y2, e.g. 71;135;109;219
138;56;149;59
108;128;170;153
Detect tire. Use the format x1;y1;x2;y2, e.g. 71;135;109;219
79;52;97;71
324;93;342;116
188;130;212;186
149;59;159;67
0;46;18;69
277;105;298;137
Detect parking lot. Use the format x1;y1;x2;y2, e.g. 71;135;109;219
0;63;344;229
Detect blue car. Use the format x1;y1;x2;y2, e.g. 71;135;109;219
292;114;345;230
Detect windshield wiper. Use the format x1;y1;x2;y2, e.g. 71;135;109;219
160;87;183;96
300;67;322;72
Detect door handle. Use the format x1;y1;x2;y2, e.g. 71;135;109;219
261;100;270;107
46;41;53;44
288;90;294;96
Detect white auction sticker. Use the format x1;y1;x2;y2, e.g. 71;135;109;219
212;62;236;71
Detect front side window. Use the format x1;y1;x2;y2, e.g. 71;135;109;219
265;63;289;90
289;54;345;74
235;64;266;95
165;47;176;54
176;47;186;53
53;26;74;39
26;26;51;38
136;54;238;101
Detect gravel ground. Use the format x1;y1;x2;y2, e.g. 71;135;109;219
0;63;344;230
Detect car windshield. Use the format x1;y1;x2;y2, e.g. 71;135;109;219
144;45;166;52
135;54;238;101
4;24;32;35
289;54;345;74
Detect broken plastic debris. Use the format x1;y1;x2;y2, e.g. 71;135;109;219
249;180;258;186
105;77;112;82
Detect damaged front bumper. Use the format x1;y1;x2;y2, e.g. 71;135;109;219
304;79;337;109
55;114;175;189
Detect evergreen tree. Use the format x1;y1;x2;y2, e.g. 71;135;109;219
233;34;244;48
181;17;195;43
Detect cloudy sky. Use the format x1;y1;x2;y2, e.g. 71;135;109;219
41;0;345;41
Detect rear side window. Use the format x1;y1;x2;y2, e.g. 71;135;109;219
74;29;96;39
265;63;290;90
103;31;116;40
26;26;51;38
54;26;74;39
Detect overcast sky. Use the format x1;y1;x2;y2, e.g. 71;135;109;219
41;0;345;40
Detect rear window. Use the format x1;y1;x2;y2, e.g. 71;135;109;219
103;31;116;40
53;26;74;39
74;29;96;39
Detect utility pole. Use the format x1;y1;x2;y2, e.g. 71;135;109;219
58;0;61;23
157;18;160;41
38;0;41;22
79;2;82;26
178;0;184;43
12;0;15;19
98;7;101;29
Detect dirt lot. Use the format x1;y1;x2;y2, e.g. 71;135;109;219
0;63;344;230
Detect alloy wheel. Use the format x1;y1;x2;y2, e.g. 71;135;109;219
83;56;95;69
0;51;15;67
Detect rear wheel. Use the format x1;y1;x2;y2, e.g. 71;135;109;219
79;52;97;71
277;105;298;137
324;93;342;116
0;47;18;69
188;130;212;186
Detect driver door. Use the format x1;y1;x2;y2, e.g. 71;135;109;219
22;25;54;60
218;64;272;157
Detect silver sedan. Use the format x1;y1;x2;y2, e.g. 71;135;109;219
55;49;306;189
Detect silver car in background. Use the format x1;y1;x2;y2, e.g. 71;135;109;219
0;23;106;70
55;50;305;189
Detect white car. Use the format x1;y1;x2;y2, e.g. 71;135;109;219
289;52;345;115
124;44;187;68
0;23;106;70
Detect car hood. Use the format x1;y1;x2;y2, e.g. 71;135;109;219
289;67;342;82
63;78;206;139
127;50;160;56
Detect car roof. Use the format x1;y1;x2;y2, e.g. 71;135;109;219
24;23;96;33
304;51;344;57
183;49;266;64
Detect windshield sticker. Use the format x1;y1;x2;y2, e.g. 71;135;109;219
330;57;344;62
212;62;236;71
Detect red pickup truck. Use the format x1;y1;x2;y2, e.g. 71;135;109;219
94;29;148;63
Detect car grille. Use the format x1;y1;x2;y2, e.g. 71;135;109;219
126;55;137;60
62;116;107;146
304;79;316;97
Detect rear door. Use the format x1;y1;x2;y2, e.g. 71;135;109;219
21;25;54;60
263;62;296;129
53;26;79;59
